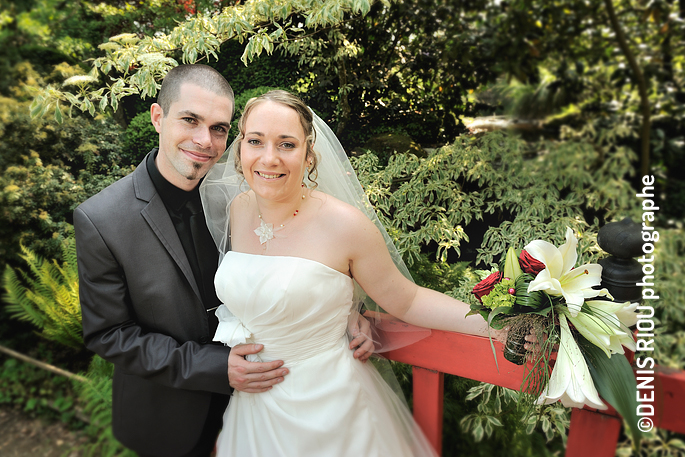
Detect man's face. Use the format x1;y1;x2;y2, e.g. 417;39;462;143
151;83;233;191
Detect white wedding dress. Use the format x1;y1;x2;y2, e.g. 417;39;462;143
212;251;437;457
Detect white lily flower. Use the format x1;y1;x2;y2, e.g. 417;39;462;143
536;314;607;410
568;300;637;358
525;227;611;317
615;301;639;327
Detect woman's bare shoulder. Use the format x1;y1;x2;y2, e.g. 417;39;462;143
311;190;379;238
312;190;368;220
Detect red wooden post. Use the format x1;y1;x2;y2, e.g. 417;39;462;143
651;367;685;432
565;408;622;457
412;367;444;455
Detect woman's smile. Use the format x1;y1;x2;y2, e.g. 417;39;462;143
255;171;286;180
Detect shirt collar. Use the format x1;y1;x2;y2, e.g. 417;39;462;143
146;149;201;213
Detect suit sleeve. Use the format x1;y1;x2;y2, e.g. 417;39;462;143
74;206;232;395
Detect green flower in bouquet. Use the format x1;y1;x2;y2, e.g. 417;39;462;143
481;278;516;310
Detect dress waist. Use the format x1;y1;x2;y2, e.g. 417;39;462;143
252;330;348;365
213;305;349;365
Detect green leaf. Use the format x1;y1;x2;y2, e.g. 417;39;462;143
54;104;63;123
30;98;44;118
240;39;253;65
473;421;484;441
486;306;512;372
39;101;51;118
578;335;643;450
514;273;552;310
99;93;108;112
84;98;95;116
487;415;503;427
25;398;38;411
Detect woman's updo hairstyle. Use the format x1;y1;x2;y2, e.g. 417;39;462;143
233;90;319;187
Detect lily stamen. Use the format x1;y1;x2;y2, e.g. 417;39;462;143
568;268;590;281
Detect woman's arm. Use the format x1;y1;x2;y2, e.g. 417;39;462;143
346;208;506;341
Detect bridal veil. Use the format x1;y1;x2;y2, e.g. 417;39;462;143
200;105;430;352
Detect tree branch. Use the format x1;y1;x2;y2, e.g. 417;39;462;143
604;0;650;177
0;344;89;384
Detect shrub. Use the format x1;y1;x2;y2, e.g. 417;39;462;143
0;152;84;272
120;110;158;167
352;129;637;269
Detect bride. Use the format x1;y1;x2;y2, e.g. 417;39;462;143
200;90;508;456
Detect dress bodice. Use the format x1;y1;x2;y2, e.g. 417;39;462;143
213;251;355;364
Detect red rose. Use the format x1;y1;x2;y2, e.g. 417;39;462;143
519;249;546;275
472;272;503;303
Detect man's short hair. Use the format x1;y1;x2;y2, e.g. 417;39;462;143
157;64;234;118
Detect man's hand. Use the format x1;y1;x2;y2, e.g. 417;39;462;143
349;314;374;363
228;344;288;393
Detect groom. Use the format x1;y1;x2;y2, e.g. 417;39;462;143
74;64;372;457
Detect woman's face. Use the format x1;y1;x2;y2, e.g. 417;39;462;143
240;101;309;203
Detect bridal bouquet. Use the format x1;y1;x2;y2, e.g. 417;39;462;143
468;228;642;443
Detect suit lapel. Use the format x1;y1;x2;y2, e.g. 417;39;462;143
132;157;202;302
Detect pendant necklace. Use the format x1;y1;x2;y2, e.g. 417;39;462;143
254;186;306;246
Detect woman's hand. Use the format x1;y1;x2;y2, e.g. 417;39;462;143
494;326;547;363
523;330;556;362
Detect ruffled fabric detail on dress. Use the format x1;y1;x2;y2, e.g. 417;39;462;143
213;304;252;346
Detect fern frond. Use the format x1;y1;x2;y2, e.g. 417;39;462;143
3;266;47;327
73;356;134;457
2;238;83;349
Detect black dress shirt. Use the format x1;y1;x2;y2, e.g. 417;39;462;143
146;150;222;317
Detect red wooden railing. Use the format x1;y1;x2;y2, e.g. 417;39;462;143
378;322;685;456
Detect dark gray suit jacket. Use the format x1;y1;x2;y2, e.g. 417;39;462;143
74;154;231;456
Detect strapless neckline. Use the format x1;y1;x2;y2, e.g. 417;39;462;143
225;250;352;279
